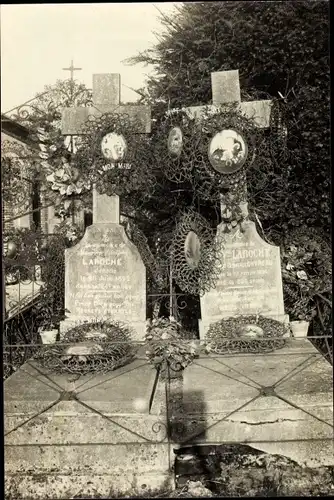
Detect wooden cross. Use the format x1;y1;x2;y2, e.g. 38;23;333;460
61;73;151;225
62;59;82;82
184;69;273;219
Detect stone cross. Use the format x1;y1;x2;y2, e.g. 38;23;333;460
185;69;273;220
186;69;272;127
61;73;151;225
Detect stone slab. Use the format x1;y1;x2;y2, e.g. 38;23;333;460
64;223;146;339
151;340;333;467
4;358;171;498
200;221;285;338
4;359;156;415
93;73;121;107
4;340;332;500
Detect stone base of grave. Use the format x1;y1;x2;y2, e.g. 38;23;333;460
4;339;333;499
198;314;290;339
4;359;174;499
59;316;147;340
150;338;333;468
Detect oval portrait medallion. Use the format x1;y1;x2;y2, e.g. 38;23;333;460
101;132;127;162
184;231;201;269
167;127;183;157
208;129;248;174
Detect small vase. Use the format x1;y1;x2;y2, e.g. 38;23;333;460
290;320;309;338
40;329;58;344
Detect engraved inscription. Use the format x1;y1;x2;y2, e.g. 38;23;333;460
201;222;285;320
65;225;146;322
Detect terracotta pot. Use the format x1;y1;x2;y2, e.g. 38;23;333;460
290;320;309;338
40;329;58;344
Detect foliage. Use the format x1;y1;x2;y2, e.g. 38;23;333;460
1;140;36;207
3;80;93;220
145;317;198;374
127;1;330;235
34;320;135;374
281;227;332;321
205;315;288;354
9;79;92;129
53;219;85;246
30;233;68;330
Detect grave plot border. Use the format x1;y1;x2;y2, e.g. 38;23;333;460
4;336;333;470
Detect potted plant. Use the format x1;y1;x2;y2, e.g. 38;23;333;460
38;315;61;344
145;317;198;380
281;230;332;339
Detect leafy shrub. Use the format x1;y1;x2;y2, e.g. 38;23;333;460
281;227;331;321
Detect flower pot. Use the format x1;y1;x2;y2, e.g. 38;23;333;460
40;329;58;344
290;320;309;338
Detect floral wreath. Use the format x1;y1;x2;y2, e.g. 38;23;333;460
72;112;156;200
35;319;135;374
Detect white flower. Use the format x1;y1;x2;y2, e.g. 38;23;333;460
297;270;308;280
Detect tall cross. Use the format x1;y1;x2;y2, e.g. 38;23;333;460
184;69;273;219
61;73;151;224
62;59;82;82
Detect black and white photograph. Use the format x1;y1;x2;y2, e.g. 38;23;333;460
1;2;332;498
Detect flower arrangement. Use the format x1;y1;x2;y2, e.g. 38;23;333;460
145;317;198;378
53;220;84;247
281;228;332;322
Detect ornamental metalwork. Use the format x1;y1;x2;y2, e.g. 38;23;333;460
205;315;288;354
152;106;259;202
34;320;135;374
169;209;225;296
1;140;36;206
73;112;155;200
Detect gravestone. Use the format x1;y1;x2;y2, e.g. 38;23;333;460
62;191;147;339
60;73;151;339
182;70;287;337
199;221;287;337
